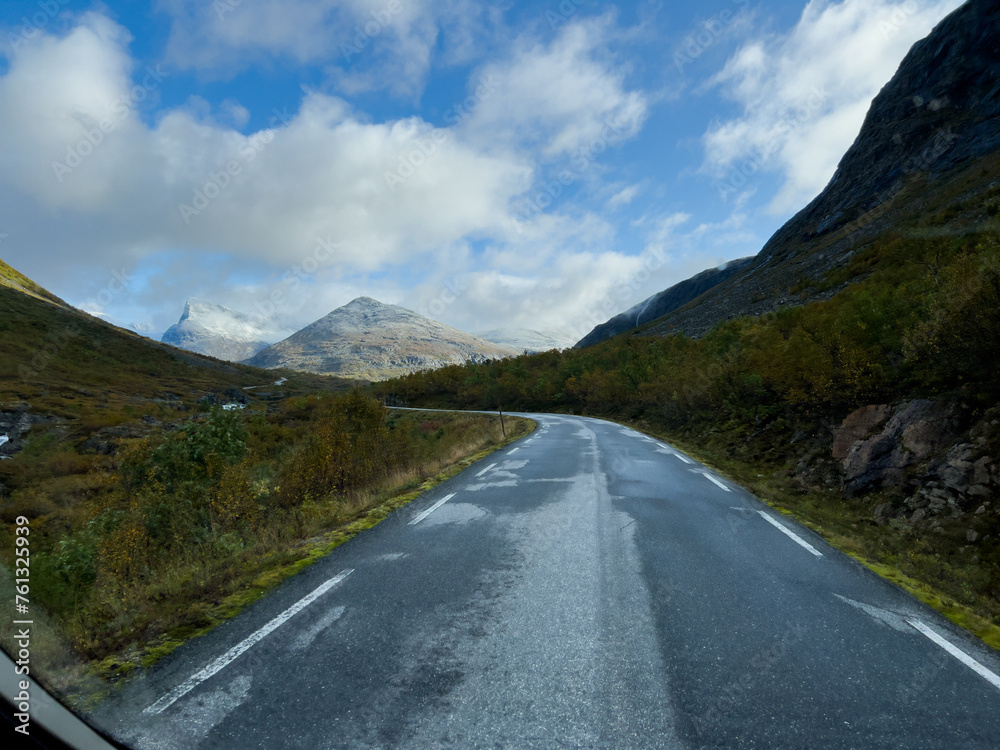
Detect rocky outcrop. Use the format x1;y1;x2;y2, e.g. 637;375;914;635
246;297;518;381
833;400;999;525
838;400;960;497
831;404;892;460
162;299;273;362
0;402;62;460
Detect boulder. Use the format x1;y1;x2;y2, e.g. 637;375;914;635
832;404;892;459
841;399;957;497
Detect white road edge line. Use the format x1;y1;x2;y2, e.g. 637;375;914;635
475;463;497;477
670;452;692;464
757;511;823;557
907;618;1000;691
700;472;731;492
508;447;520;454
143;569;354;715
409;493;456;525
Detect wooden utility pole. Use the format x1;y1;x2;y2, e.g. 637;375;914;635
498;406;506;438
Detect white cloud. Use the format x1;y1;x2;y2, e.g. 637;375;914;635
0;11;662;338
464;16;648;160
0;14;532;291
158;0;498;98
399;206;762;341
702;0;964;214
607;183;642;209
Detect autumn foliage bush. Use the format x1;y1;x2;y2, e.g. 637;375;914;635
5;390;516;671
377;232;1000;434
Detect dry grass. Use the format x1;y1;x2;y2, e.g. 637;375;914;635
0;405;531;710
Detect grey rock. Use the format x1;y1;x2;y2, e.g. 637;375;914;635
833;404;892;460
873;502;898;524
971;457;992;486
246;297;518;382
842;400;957;497
927;494;950;514
938;461;972;493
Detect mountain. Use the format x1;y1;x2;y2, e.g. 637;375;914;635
246;297;518;381
644;0;1000;339
1;258;65;305
0;258;347;460
476;328;576;353
161;299;273;362
574;257;753;348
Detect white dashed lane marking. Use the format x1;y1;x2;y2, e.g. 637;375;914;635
907;619;1000;692
143;569;353;715
757;511;823;557
409;493;456;525
475;463;497;477
697;471;730;492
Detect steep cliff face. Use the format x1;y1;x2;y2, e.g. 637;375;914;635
161;299;273;363
246;297;517;381
646;0;1000;338
574;257;753;348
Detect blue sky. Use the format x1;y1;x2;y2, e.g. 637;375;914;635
0;0;963;343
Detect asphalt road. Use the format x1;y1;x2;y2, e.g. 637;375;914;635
91;413;1000;748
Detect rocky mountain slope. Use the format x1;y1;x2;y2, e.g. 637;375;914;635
476;328;576;353
161;299;273;362
645;0;1000;338
574;257;753;348
246;297;517;381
